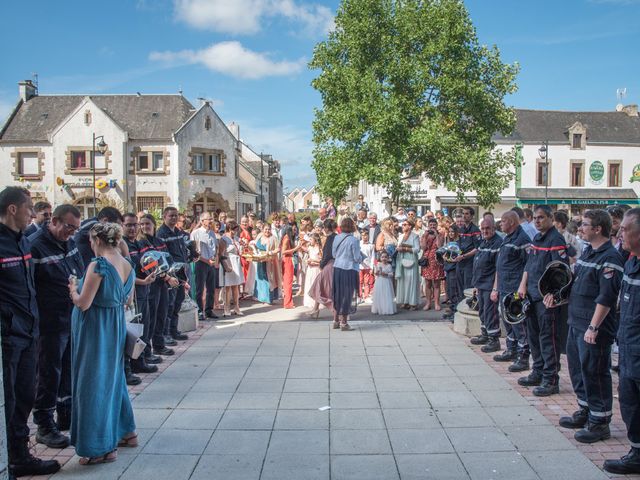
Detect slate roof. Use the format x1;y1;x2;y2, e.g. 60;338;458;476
0;94;195;142
494;109;640;144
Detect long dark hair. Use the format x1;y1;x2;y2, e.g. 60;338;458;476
282;225;295;247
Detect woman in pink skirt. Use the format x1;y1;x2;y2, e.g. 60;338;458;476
308;219;337;317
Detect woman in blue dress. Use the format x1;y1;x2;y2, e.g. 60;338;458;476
254;224;281;304
68;222;137;465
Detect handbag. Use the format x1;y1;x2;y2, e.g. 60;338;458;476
418;256;429;268
220;255;233;273
401;258;415;268
124;295;146;360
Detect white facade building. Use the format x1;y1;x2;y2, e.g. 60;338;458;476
354;106;640;218
0;80;279;220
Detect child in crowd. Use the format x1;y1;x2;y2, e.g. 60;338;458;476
372;251;396;315
359;229;375;302
304;234;322;310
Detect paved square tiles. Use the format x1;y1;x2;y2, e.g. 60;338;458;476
46;319;612;480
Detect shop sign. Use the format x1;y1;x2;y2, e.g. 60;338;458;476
589;161;604;185
631;164;640;183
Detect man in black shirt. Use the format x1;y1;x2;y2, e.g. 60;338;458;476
556;209;623;444
30;205;84;449
0;187;60;477
517;205;572;397
157;207;190;343
470;217;503;353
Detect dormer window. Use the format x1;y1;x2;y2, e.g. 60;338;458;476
572;134;582;149
568;122;586;149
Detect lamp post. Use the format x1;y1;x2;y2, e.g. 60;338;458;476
259;152;265;221
538;141;549;205
92;133;107;211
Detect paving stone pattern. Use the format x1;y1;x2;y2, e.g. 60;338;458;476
27;318;622;480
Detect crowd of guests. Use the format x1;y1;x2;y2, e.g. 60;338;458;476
3;184;640;476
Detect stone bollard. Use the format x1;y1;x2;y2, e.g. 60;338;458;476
453;288;482;337
178;296;199;333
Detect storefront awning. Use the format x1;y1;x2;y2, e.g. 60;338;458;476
516;188;639;205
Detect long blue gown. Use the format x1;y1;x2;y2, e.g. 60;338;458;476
255;238;278;304
70;257;136;458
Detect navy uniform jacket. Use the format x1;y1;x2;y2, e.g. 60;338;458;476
29;225;84;333
125;237;148;298
618;257;640;380
568;242;623;341
496;225;531;294
74;217;99;269
525;226;572;302
157;224;189;263
458;223;481;268
471;233;503;290
0;223;38;339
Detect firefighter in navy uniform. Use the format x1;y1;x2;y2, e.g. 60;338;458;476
156;207;190;344
122;213;160;375
491;211;531;372
0;187;60;478
554;209;623;444
469;217;503;352
517;205;573;397
29;205;84;449
604;208;640;474
455;207;482;303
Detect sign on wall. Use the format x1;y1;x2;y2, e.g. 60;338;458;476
631;164;640;183
589;161;604;185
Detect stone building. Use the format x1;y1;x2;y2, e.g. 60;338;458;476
0;80;268;219
353;106;640;218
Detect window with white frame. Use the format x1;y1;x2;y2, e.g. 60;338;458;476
136;150;165;173
71;150;87;169
191;149;223;174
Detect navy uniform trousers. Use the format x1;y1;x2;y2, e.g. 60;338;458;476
33;331;71;427
477;289;500;338
527;300;562;386
566;326;612;424
1;335;37;451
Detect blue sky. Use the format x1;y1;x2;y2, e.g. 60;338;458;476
1;0;639;190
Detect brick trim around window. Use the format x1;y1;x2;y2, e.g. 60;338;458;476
11;147;45;181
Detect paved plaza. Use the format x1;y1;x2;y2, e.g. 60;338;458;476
32;302;626;480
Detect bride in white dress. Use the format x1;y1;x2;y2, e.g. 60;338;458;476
372;251;396;315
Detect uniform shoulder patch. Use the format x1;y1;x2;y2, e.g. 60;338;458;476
603;267;614;279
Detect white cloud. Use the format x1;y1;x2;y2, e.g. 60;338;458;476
173;0;334;36
149;41;306;79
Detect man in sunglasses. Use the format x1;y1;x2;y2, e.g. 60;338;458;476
24;201;52;237
28;204;84;449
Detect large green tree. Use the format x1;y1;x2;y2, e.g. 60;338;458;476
310;0;519;207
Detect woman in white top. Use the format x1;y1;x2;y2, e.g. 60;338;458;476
218;220;244;316
332;217;364;331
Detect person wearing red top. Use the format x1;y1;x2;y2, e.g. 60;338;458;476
281;224;300;309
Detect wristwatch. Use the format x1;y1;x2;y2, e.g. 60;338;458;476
587;325;599;332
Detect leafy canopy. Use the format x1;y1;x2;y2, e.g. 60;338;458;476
309;0;519;207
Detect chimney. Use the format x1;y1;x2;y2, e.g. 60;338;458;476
18;80;37;102
622;104;638;117
229;122;240;140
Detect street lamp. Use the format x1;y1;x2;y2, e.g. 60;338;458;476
538;141;549;205
92;133;107;211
